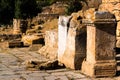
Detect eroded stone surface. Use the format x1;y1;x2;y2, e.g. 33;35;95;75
58;15;86;70
82;10;117;77
58;16;72;62
99;0;120;37
38;30;58;60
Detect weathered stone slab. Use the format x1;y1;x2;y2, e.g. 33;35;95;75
21;34;44;46
61;27;86;70
38;30;58;60
58;16;72;62
58;16;86;70
82;10;117;77
45;30;58;48
8;40;24;48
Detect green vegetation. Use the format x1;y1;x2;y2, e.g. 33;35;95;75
15;0;40;19
66;0;84;15
0;0;85;25
0;0;14;24
0;0;40;24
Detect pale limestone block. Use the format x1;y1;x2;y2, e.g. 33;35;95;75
58;16;72;62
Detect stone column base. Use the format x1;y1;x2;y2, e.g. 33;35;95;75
82;60;116;77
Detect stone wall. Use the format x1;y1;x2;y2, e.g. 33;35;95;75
38;30;58;60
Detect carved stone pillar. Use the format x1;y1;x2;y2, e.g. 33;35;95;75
82;11;117;77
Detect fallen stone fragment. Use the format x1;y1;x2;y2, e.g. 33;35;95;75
25;60;65;70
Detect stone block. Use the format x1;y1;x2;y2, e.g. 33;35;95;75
58;16;72;62
21;34;43;45
82;11;117;77
8;40;23;48
58;16;86;70
61;27;86;70
38;30;58;60
45;30;58;48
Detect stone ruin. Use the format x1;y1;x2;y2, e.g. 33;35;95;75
13;19;28;34
58;9;117;77
8;0;120;78
38;0;120;77
57;0;120;77
58;16;86;70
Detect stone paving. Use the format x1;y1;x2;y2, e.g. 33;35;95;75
0;47;120;80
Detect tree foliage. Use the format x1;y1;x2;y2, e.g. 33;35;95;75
0;0;40;24
0;0;14;24
66;0;83;15
15;0;40;19
15;0;21;19
0;0;85;24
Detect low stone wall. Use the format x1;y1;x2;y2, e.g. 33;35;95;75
38;30;58;60
0;34;21;41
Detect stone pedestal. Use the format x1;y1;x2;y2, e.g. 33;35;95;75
82;11;117;77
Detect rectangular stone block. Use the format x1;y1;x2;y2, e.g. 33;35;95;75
38;30;58;60
58;16;86;70
45;30;58;48
8;41;23;48
95;25;116;61
62;27;86;69
58;16;72;62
